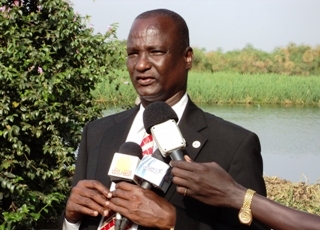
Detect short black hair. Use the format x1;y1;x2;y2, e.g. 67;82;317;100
136;9;190;51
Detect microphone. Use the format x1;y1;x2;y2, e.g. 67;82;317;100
143;101;186;161
107;142;142;230
135;149;171;190
108;142;142;184
152;149;173;194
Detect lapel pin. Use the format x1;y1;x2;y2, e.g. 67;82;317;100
192;141;201;148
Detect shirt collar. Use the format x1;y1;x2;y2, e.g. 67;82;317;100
171;93;188;124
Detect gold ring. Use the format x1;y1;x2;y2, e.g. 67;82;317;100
184;188;188;196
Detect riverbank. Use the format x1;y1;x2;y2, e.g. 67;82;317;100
264;176;320;216
93;71;320;107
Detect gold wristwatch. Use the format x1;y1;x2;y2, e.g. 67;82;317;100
238;189;256;225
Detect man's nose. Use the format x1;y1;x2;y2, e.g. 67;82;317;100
135;53;151;71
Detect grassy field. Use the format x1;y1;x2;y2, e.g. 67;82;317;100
92;71;320;107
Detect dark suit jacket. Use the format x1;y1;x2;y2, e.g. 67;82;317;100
60;99;268;230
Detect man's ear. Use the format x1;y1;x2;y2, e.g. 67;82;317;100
185;47;193;70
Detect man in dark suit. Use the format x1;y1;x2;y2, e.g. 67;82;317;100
60;9;268;230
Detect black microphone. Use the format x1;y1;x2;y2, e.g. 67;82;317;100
143;101;186;161
107;142;142;230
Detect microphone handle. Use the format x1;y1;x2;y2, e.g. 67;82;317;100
119;217;131;230
170;149;184;161
141;180;153;190
115;213;121;230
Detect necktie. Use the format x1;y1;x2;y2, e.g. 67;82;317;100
140;133;153;155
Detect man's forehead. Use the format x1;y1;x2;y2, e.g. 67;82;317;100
130;23;160;37
133;17;174;30
129;18;175;38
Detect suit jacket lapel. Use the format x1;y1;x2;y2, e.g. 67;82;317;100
179;99;208;161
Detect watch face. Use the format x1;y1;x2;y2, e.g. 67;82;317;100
238;208;252;225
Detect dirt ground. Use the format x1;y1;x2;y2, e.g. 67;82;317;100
264;176;320;215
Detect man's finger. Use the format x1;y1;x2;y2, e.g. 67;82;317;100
77;180;110;195
170;160;194;171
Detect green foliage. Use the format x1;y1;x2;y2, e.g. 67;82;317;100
192;43;320;76
0;0;125;228
91;70;138;108
191;47;211;72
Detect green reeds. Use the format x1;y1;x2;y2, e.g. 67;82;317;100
92;70;320;106
188;71;320;105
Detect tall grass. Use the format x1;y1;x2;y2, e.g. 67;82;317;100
188;71;320;105
92;70;320;106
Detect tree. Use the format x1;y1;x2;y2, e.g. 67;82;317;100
0;0;125;228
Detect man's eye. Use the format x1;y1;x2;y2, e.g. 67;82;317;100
127;52;138;58
151;50;165;56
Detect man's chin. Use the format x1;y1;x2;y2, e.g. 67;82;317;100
140;96;160;102
139;94;164;103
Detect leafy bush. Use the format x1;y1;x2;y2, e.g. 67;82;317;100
0;0;125;229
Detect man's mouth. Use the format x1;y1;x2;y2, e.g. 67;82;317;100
137;77;155;86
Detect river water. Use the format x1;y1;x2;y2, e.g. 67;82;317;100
103;104;320;184
201;104;320;184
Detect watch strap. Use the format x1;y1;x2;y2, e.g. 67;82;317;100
238;188;256;225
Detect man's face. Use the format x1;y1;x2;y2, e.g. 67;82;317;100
126;16;192;106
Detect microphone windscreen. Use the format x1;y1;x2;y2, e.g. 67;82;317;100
118;141;142;158
143;101;179;134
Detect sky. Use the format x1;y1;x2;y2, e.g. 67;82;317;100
71;0;320;52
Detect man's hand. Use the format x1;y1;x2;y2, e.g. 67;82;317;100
65;180;111;223
107;182;176;229
170;161;245;208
